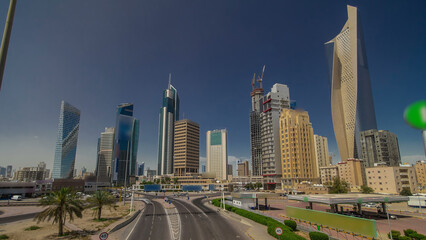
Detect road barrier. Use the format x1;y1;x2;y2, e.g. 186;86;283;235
109;210;141;233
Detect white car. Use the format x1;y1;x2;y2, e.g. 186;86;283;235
11;195;22;201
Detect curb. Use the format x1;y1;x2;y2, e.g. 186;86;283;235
109;210;141;233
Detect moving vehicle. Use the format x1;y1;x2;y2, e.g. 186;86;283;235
11;195;22;201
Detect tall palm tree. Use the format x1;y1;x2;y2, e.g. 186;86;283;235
86;190;117;220
35;187;84;236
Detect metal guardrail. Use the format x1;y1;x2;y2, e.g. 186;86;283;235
0;202;40;207
109;210;141;233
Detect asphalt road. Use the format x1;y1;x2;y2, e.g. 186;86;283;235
170;195;244;240
0;212;38;224
125;197;170;240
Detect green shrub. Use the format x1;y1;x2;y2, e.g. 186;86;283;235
211;198;305;239
309;232;329;240
404;229;417;237
409;232;426;240
398;237;411;240
284;220;297;231
388;230;401;240
0;235;9;240
24;225;41;231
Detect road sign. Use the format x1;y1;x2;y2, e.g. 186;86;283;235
99;232;108;240
404;100;426;130
275;227;283;235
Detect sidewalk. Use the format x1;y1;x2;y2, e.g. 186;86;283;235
205;200;275;240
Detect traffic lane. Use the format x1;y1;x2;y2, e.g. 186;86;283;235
0;212;38;224
191;197;244;240
126;200;170;240
172;198;211;240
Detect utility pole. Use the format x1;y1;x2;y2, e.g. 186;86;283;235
0;0;17;92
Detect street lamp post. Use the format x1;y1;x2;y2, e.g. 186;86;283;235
418;186;423;219
385;203;393;240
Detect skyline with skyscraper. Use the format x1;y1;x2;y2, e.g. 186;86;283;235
157;79;180;175
111;103;139;186
325;5;378;162
0;1;424;174
52;101;80;179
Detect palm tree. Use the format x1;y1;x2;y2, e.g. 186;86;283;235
35;187;84;236
86;190;117;220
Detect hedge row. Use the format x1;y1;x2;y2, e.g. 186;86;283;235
211;199;305;240
387;229;426;240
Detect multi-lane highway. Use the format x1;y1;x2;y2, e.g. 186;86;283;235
123;193;247;240
125;197;170;240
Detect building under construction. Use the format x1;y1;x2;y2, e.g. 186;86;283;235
250;66;265;177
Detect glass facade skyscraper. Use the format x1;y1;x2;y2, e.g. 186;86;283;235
52;101;80;179
111;103;139;186
157;82;179;175
325;5;377;162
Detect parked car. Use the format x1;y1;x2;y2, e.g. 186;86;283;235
11;195;22;201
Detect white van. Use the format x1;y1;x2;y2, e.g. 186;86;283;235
11;195;22;201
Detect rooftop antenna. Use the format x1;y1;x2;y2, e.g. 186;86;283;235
168;73;171;88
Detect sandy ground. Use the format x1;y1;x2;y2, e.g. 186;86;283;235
0;200;140;240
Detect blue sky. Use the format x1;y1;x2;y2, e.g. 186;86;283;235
0;0;425;173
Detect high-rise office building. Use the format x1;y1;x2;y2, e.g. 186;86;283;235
52;101;80;179
6;165;12;178
279;109;319;192
250;67;265;177
157;80;180;175
260;83;291;189
111;103;139;186
0;167;6;177
314;135;330;176
138;162;145;176
95;127;114;183
360;129;401;167
173;119;200;176
206;129;228;180
237;160;249;176
325;5;377;162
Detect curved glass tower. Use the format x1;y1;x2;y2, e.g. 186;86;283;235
325;5;377;162
52;101;80;179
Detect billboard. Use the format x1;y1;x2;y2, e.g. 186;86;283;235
286;206;377;238
144;184;161;192
182;185;202;192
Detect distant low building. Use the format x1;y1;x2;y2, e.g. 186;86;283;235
337;158;366;188
366;164;418;194
0;182;35;198
295;182;328;195
52;179;84;192
14;165;50;182
319;165;339;184
415;160;426;193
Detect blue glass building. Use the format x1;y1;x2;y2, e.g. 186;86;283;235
111;103;139;186
52;101;80;179
157;81;179;175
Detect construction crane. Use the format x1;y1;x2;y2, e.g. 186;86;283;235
257;65;265;89
251;73;256;91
